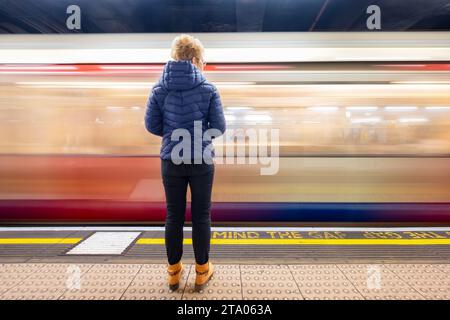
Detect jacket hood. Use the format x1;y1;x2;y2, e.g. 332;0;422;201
160;60;206;91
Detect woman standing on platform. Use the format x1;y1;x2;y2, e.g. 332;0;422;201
144;34;226;291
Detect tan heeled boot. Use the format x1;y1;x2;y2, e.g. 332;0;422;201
167;261;183;291
195;261;214;292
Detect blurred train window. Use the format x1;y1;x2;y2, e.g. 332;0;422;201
0;62;449;156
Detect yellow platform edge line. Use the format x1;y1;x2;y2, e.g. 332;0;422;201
136;238;450;245
0;238;82;244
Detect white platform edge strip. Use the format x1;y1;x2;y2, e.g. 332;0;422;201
1;227;450;232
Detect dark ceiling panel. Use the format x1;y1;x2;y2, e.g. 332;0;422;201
0;0;449;33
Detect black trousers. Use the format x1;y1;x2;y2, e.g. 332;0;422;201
161;159;215;265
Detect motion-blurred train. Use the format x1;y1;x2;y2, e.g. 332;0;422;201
0;2;449;224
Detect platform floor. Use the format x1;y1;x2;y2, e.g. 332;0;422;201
0;227;449;300
0;262;449;300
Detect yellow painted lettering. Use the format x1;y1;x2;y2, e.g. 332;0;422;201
212;231;227;239
266;231;277;239
247;232;260;239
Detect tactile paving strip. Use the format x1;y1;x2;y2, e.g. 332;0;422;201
386;264;450;300
289;264;363;300
60;264;140;300
0;264;45;295
435;264;450;274
183;264;242;300
240;265;302;300
337;264;424;300
122;264;190;300
1;264;93;300
0;263;448;300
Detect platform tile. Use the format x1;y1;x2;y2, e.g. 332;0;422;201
240;265;302;300
0;264;46;295
289;264;363;300
60;264;140;300
337;264;424;300
1;264;92;300
182;264;242;300
386;264;450;300
121;264;189;300
435;264;450;275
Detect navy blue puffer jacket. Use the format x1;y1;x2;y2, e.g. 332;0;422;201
144;60;226;162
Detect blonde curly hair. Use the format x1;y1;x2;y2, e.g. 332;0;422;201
171;34;204;62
